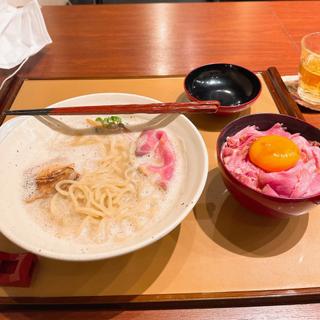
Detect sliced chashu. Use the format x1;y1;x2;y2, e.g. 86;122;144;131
25;163;79;203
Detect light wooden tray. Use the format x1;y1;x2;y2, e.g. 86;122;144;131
0;72;319;306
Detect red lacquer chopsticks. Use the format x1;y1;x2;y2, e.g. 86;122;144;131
3;101;219;116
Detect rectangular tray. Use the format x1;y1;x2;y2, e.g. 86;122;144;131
0;70;319;307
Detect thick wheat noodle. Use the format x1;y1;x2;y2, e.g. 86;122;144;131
49;136;162;239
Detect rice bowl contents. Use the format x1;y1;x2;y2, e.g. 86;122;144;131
221;123;320;198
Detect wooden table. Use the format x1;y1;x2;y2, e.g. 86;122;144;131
3;1;318;79
1;1;320;319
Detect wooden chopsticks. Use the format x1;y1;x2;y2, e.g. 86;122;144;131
263;67;305;121
3;101;220;116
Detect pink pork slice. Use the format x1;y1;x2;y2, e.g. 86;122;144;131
135;130;176;190
222;123;320;198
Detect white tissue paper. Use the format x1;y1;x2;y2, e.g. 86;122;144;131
0;0;52;69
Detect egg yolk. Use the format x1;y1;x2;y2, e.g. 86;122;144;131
248;135;300;172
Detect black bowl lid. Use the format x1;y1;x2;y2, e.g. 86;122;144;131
185;64;261;107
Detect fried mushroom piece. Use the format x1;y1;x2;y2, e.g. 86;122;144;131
25;164;79;203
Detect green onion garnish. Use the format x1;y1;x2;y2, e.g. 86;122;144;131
95;116;122;127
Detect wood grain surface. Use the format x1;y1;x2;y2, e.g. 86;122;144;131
271;1;320;47
1;2;319;121
1;303;320;320
20;2;300;78
0;1;311;81
1;1;319;81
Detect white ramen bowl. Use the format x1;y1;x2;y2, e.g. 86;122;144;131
0;93;208;261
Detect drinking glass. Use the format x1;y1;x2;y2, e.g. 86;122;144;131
298;32;320;105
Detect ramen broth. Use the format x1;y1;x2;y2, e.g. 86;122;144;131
21;117;186;245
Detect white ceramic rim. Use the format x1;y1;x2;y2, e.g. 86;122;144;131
0;93;208;261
